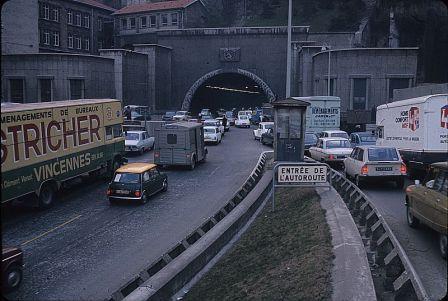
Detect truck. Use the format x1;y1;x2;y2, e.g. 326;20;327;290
154;122;207;170
376;94;448;178
292;96;341;134
1;99;126;209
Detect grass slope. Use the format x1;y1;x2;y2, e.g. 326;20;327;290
184;188;333;301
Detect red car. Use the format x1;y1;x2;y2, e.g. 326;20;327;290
2;247;23;292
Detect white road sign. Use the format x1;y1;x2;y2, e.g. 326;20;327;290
277;164;327;183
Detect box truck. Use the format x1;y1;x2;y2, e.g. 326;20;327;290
292;96;341;133
1;99;126;208
376;94;448;178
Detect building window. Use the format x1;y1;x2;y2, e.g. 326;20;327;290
84;38;89;50
68;33;73;48
52;7;59;22
9;79;25;103
161;14;168;26
53;32;59;46
130;18;136;29
43;31;50;45
140;16;147;28
75;13;81;26
352;78;367;110
388;78;410;100
171;13;178;26
69;79;84;99
43;4;49;20
39;79;52;102
67;10;73;24
325;78;336;96
75;36;81;49
83;14;90;28
121;18;127;29
98;18;103;31
149;15;156;27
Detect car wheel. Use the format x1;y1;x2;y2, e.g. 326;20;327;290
38;183;56;209
261;138;265;145
3;264;22;292
439;234;447;259
140;192;148;205
162;179;168;192
406;206;419;228
355;175;363;188
139;148;144;155
189;156;196;170
396;177;405;189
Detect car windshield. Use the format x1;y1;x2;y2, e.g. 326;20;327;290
176;111;186;115
264;124;273;129
125;133;139;140
239;116;248;120
331;132;349;139
225;112;233;118
360;136;376;142
204;128;216;133
326;140;350;148
165;111;176;117
368;148;399;161
305;133;318;144
113;173;140;183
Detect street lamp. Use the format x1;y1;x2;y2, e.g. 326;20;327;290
285;0;292;98
321;44;331;96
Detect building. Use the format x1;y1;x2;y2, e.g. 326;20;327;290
113;0;207;36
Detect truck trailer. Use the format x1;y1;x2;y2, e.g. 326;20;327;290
376;94;448;178
1;99;126;208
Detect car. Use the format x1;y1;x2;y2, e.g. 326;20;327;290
203;119;224;135
107;163;167;205
203;126;222;144
162;111;176;121
199;108;211;118
2;247;23;293
309;137;352;166
125;130;155;155
201;114;213;122
304;132;319;156
349;132;376;148
188;118;201;123
405;162;447;259
128;105;151;121
216;108;227;117
250;109;263;125
235;115;251;128
261;128;274;146
225;111;235;126
172;111;191;121
320;130;349;139
253;122;274;140
216;117;230;132
344;146;406;188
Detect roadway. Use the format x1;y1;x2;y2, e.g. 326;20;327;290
2;126;270;301
361;180;447;300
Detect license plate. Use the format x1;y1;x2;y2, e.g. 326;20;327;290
116;189;129;194
376;167;392;171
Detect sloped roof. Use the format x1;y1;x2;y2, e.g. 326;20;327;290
113;0;198;15
72;0;116;12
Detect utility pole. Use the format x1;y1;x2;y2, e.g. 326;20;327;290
327;49;331;96
285;0;292;98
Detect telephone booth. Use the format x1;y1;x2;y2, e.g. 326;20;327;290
273;97;310;162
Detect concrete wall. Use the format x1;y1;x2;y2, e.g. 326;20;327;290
312;48;418;123
1;54;115;102
393;83;448;101
1;0;39;54
154;46;172;111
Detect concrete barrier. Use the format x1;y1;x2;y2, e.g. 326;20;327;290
108;151;274;301
329;169;430;301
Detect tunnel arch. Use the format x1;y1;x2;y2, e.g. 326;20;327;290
181;68;276;110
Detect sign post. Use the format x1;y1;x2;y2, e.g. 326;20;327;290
272;161;330;211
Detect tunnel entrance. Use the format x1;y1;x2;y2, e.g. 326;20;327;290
182;69;275;115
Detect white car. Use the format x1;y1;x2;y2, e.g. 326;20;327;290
344;146;407;188
172;111;191;121
203;119;225;135
309;138;352;165
235;115;251;128
253;122;274;140
125;130;155;154
203;126;222;144
319;130;349;139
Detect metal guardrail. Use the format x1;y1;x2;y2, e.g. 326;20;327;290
108;151;273;301
329;168;430;301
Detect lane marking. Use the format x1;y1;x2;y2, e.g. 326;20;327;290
20;214;82;246
209;166;219;176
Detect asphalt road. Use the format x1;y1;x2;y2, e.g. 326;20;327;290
361;179;447;300
2;126;270;301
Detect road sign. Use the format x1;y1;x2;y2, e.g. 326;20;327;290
272;161;330;211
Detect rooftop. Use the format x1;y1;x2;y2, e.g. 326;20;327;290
72;0;116;12
116;163;157;174
114;0;198;15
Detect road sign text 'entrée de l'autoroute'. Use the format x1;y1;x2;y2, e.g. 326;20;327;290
277;165;327;183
